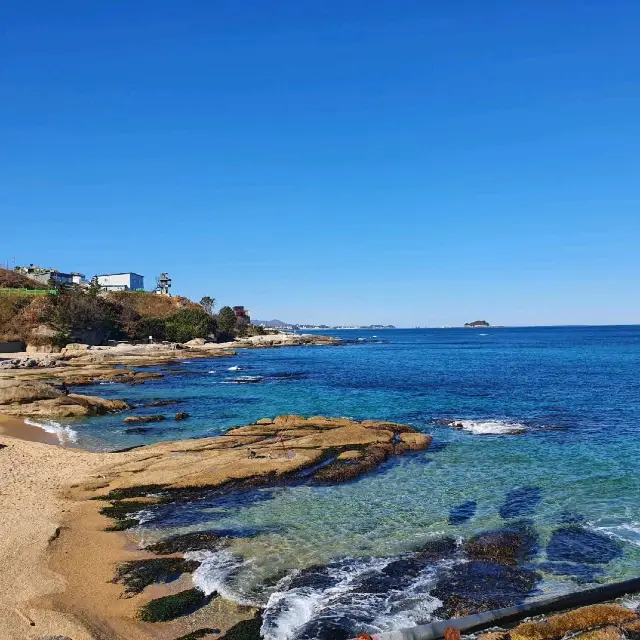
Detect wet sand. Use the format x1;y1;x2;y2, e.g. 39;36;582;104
0;413;60;445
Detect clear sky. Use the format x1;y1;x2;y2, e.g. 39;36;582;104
1;1;639;327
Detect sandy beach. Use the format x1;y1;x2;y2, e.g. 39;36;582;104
0;422;112;639
0;408;423;640
0;416;263;639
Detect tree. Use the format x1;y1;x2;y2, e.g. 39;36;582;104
216;306;237;341
199;296;216;315
163;308;216;343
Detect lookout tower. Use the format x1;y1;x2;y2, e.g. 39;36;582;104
155;273;172;295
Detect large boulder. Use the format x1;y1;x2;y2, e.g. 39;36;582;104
184;338;207;346
0;379;62;405
0;379;129;417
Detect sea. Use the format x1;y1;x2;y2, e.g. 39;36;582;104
31;326;640;638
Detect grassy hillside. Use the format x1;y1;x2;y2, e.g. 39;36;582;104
0;267;46;290
107;291;201;318
0;284;217;346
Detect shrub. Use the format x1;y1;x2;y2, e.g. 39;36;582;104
163;308;216;343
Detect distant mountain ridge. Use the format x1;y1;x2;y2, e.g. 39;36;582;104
253;319;292;328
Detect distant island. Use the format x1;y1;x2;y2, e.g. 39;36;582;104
464;320;490;328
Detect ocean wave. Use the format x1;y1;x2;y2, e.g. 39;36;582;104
589;521;640;548
187;549;259;605
24;418;79;444
261;556;443;640
228;365;242;371
446;419;528;435
222;375;264;384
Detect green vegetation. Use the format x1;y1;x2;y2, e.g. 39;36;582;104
0;267;261;345
217;306;237;341
199;295;216;315
138;588;212;622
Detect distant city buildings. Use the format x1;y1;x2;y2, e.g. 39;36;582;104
96;273;145;292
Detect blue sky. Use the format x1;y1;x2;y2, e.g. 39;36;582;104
1;1;639;326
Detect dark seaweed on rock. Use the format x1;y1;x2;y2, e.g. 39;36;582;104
105;518;139;532
112;558;200;595
173;629;222;640
99;500;151;520
432;560;540;619
465;523;538;565
219;614;263;640
145;399;185;407
138;588;214;622
312;444;393;483
146;531;224;555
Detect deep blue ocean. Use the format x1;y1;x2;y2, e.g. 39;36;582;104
36;326;640;638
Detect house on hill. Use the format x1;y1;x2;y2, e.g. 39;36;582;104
15;264;85;286
96;273;144;292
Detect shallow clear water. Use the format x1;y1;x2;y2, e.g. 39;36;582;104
39;327;640;637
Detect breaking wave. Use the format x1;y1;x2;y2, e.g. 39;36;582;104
223;375;264;384
24;418;79;444
450;419;528;435
187;548;259;605
260;556;444;640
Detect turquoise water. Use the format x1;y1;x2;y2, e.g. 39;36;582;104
43;326;640;638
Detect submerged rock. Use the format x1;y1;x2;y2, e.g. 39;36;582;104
123;415;166;424
145;399;184;407
175;412;190;421
433;560;539;618
546;526;623;565
466;524;538;565
499;486;542;519
449;500;477;525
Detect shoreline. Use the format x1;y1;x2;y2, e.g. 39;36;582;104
0;413;61;445
0;412;427;639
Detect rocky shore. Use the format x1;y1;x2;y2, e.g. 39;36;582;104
0;415;430;639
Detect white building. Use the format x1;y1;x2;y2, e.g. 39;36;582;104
16;265;81;286
96;273;144;292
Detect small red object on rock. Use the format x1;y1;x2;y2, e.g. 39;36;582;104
445;627;461;640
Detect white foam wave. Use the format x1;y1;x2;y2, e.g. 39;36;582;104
228;365;242;371
453;419;527;435
589;521;640;548
207;370;217;374
187;549;258;605
24;418;79;444
261;557;443;640
222;375;264;384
